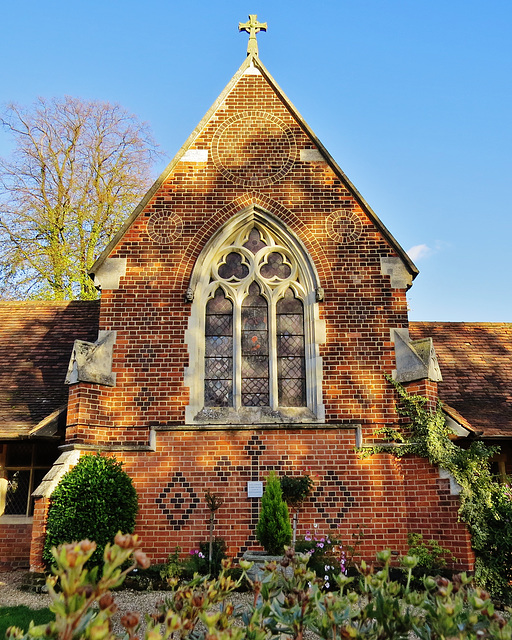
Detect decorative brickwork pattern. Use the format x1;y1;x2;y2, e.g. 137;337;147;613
325;209;363;244
211;111;297;187
147;210;183;244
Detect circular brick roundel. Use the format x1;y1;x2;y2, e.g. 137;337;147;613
147;210;183;244
211;111;297;187
325;209;363;244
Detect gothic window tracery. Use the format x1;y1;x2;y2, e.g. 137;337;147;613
186;208;324;423
203;224;306;410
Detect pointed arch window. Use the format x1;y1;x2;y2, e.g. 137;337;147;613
186;208;324;423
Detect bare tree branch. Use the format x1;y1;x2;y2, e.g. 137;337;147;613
0;96;160;299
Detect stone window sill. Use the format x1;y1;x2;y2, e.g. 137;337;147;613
0;515;33;525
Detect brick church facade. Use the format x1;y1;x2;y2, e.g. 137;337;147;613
5;37;508;571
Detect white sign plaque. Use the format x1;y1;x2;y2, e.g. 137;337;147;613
247;481;263;498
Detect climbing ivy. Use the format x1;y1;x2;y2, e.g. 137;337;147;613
358;376;512;602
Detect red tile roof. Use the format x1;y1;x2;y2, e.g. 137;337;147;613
410;322;512;437
0;301;99;439
0;304;509;440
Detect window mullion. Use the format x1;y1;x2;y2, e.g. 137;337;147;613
268;297;278;410
233;302;242;410
27;467;34;517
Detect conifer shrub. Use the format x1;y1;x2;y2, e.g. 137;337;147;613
43;453;138;567
256;471;292;555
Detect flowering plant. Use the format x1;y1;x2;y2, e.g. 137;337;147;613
295;527;345;589
185;538;227;577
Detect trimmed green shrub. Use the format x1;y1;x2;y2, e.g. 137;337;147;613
280;473;314;508
256;471;292;555
406;532;457;572
43;453;138;567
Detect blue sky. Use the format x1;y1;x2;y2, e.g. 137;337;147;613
1;0;510;321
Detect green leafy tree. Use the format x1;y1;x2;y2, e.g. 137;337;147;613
0;96;159;300
43;453;138;567
256;471;292;555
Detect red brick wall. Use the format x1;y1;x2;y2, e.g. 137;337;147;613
0;522;32;569
29;498;49;572
28;66;474;570
90;430;469;569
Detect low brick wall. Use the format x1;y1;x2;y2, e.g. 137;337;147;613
0;521;32;569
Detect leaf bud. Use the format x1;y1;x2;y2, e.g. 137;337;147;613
134;549;150;569
192;592;205;607
89;620;110;640
99;592;115;610
401;555;418;569
376;550;391;564
115;532;139;549
80;539;96;553
76;584;94;598
166;613;182;631
121;612;140;629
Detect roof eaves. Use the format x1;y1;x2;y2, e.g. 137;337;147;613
252;57;419;281
442;401;482;436
28;404;66;438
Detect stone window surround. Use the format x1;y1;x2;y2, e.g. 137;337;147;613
184;205;326;424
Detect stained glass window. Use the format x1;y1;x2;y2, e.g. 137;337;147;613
277;288;306;406
198;220;319;415
241;282;269;406
260;252;291;280
243;227;266;254
204;288;233;406
218;252;249;281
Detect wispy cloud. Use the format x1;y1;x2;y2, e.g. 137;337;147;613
407;244;433;261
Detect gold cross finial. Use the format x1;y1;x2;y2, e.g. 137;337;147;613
238;14;267;57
